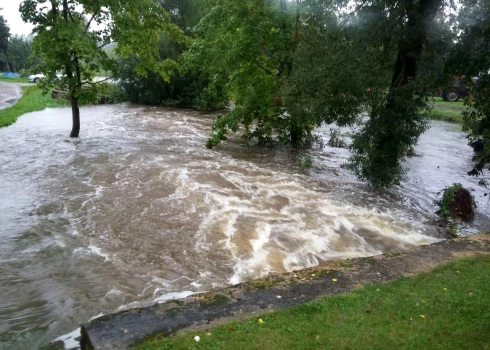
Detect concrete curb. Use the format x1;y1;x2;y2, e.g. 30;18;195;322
80;234;490;349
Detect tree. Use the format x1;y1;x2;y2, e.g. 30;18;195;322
117;0;226;109
289;0;448;187
0;9;13;72
20;0;185;138
446;0;490;174
190;0;450;186
7;35;36;73
187;0;306;148
345;0;446;187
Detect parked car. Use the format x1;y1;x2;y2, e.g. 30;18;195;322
28;73;45;83
28;73;64;83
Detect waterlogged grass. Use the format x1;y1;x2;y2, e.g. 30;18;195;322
136;255;490;350
426;97;466;124
0;86;69;127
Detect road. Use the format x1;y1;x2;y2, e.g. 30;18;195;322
0;81;22;110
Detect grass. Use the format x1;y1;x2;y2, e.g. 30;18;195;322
0;76;30;84
426;97;466;124
0;86;69;127
136;255;490;350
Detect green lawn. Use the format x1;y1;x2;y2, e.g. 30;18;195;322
0;86;69;127
137;255;490;350
0;76;30;84
426;97;466;124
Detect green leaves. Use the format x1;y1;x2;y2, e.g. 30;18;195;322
21;0;184;99
447;0;490;171
188;0;301;147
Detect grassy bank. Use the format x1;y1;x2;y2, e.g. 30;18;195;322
426;97;466;124
0;86;69;127
0;76;30;84
137;255;490;350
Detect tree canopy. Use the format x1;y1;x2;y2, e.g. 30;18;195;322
15;0;490;187
20;0;185;137
447;0;490;173
191;0;450;186
0;9;13;72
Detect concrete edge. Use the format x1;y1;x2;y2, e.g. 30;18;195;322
80;234;490;349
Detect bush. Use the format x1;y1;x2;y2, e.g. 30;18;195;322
299;155;313;170
97;83;126;104
437;183;476;220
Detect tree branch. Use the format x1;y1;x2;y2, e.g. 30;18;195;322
97;41;113;49
86;9;100;31
82;76;114;85
254;61;274;76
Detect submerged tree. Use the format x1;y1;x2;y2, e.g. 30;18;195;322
289;0;449;187
194;0;450;187
188;0;307;148
20;0;185;138
345;0;446;187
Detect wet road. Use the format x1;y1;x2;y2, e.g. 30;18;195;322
0;81;23;110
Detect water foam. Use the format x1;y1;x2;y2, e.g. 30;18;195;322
191;159;440;285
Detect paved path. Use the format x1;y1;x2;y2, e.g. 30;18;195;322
0;81;23;110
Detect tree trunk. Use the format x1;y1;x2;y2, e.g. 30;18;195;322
389;0;441;90
290;123;301;146
70;95;80;138
2;49;13;72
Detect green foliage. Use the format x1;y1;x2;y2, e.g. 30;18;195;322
438;183;465;217
299;155;313;170
283;2;389;132
446;0;490;171
190;0;448;186
0;9;12;72
437;183;476;218
6;35;37;73
136;255;490;350
0;86;69;127
96;83;126;104
20;0;185;136
348;84;431;187
116;0;226;109
187;0;304;148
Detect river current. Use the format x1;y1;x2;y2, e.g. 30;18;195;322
1;104;488;349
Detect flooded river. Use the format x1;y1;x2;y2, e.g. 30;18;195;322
1;104;489;349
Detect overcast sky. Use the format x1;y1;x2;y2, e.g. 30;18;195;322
1;0;34;36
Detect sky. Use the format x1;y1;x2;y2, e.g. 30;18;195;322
1;0;34;36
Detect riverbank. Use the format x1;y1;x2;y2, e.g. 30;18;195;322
0;85;68;127
81;234;490;350
426;97;466;124
139;253;490;350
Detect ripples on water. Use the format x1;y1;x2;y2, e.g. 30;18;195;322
0;104;488;349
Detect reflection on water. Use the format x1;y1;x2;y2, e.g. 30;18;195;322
0;104;488;349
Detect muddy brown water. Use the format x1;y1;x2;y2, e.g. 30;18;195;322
1;104;489;349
